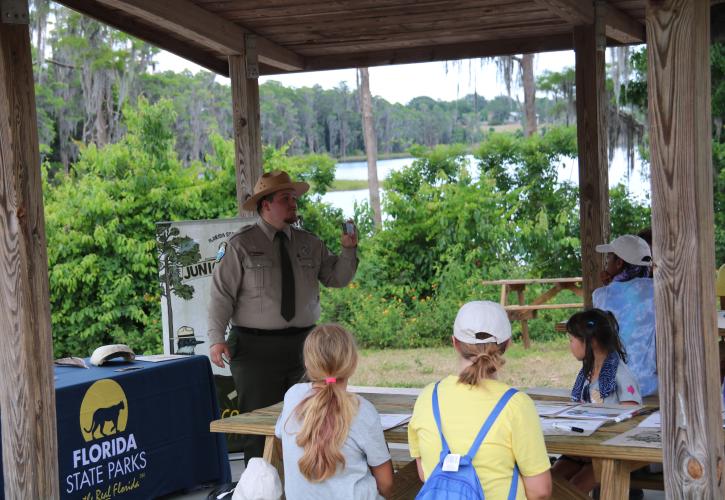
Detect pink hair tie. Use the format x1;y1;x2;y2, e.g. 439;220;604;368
325;377;336;384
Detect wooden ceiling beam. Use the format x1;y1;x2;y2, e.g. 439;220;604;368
293;33;573;74
600;2;646;44
533;0;645;43
56;0;230;75
67;0;304;72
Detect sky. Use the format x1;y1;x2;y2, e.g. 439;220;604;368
154;50;576;104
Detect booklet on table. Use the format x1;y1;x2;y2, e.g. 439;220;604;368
556;403;643;421
534;401;578;417
539;418;605;436
379;414;412;431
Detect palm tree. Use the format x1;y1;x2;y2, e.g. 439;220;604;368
357;67;382;228
494;54;537;137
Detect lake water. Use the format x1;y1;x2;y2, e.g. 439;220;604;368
320;149;648;217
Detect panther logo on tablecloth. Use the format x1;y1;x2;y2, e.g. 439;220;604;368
79;379;129;442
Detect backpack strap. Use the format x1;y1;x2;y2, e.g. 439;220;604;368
431;381;451;458
507;464;519;500
434;385;520;498
463;388;518;461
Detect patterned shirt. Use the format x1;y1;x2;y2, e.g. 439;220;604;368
593;278;658;396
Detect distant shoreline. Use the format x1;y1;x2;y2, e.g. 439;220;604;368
334;152;411;162
329;179;390;191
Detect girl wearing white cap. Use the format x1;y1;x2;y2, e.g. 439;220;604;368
408;301;552;499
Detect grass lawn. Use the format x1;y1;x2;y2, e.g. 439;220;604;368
351;337;579;390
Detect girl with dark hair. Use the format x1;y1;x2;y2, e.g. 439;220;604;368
552;308;642;494
565;309;641;405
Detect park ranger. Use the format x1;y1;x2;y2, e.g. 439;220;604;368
207;170;358;463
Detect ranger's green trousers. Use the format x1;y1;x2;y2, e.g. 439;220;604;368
228;326;309;463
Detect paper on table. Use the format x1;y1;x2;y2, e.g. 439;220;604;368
637;411;661;428
557;403;642;421
602;427;662;449
379;414;411;431
539;418;605;436
135;354;188;362
535;401;578;417
638;410;725;429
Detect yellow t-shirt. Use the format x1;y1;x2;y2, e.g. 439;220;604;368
716;264;725;297
408;376;550;499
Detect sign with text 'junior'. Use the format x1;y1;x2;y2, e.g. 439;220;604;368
156;217;255;373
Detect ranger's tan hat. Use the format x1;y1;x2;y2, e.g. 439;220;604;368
242;170;310;211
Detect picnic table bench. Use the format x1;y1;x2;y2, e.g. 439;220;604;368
481;277;584;348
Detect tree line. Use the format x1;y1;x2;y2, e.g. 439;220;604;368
30;1;590;174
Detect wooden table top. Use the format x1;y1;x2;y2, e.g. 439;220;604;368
210;390;663;462
480;277;582;286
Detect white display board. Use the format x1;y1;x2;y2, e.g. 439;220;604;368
156;216;256;375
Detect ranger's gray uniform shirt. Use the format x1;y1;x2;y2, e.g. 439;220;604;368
207;219;358;345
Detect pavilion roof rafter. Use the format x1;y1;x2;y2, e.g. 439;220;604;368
56;0;305;75
532;0;646;43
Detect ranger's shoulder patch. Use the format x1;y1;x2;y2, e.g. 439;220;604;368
215;242;227;262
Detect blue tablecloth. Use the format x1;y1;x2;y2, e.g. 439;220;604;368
1;355;231;499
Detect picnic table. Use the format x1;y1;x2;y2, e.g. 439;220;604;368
481;278;584;348
211;388;666;500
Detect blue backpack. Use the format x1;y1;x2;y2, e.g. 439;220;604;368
415;383;520;500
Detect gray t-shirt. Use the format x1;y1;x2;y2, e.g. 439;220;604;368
585;360;643;405
274;383;391;500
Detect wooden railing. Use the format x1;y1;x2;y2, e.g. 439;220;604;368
481;277;583;348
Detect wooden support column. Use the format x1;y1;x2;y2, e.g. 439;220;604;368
0;1;59;497
229;34;262;217
573;5;609;308
646;0;724;496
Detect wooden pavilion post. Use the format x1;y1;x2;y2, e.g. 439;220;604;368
229;34;262;217
646;0;724;496
573;4;609;308
0;1;59;497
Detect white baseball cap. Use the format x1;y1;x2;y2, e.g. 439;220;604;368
453;301;512;345
90;344;136;366
595;235;652;267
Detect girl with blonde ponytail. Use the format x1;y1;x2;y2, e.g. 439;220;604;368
408;301;552;499
275;324;393;499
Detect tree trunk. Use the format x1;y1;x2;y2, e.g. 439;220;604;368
164;255;175;354
522;53;537;137
357;67;382;228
